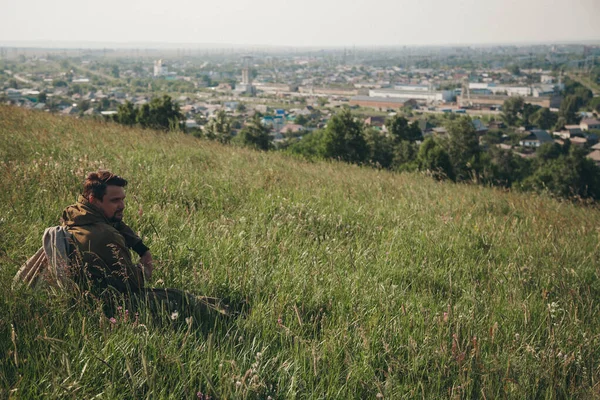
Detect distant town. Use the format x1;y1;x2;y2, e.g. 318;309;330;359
2;44;600;165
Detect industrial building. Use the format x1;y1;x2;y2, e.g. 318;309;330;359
349;96;408;110
367;88;454;104
468;83;560;98
457;94;561;109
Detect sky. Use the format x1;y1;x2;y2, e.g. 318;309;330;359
1;0;599;48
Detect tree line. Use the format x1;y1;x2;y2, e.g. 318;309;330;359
287;109;600;201
111;95;600;201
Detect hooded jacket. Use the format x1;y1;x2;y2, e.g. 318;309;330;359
62;196;148;293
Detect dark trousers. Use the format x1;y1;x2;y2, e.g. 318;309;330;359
102;287;228;328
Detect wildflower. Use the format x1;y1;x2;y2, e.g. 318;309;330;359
171;311;179;320
109;317;117;324
443;312;449;323
376;393;384;398
236;381;242;387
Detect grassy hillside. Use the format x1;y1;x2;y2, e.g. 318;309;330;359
1;105;600;399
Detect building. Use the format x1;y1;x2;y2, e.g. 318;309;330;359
564;125;583;135
349;96;407;110
255;83;298;93
569;136;588;147
5;88;21;99
153;60;167;77
541;75;555;84
298;86;359;97
519;129;553;148
468;83;557;98
364;116;387;127
581;119;600;131
234;66;255;95
469;83;531;97
261;116;285;132
472;119;489;134
281;124;304;134
393;84;432;92
368;88;454;104
457;94;553;109
586;150;600;166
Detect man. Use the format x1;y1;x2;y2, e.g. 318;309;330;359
63;170;225;322
62;171;152;293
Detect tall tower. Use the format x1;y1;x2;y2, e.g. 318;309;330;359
153;59;163;77
462;77;471;107
242;67;250;85
241;56;252;85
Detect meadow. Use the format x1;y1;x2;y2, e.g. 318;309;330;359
1;105;599;399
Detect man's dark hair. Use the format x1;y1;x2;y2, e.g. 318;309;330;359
83;170;127;201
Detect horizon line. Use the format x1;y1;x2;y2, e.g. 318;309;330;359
1;38;600;50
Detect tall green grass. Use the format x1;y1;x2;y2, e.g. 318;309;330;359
1;105;600;398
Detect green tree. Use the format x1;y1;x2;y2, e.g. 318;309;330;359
480;147;531;187
392;140;418;171
589;97;600;113
295;114;309;126
143;95;183;131
37;91;47;103
321;109;368;163
238;115;271;150
521;145;600;199
111;65;120;79
530;107;558;130
559;95;582;125
115;101;137;126
363;128;393;168
501;96;524;126
204;110;232;144
508;65;521;76
521;103;540;125
445;116;481;180
385;115;422;142
417;137;454;180
287;130;326;159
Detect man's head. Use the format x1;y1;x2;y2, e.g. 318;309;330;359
83;170;128;222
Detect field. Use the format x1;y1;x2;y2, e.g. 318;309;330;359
1;105;600;399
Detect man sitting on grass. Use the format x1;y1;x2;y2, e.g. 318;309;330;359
62;170;225;324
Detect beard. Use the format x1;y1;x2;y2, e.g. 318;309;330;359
110;210;124;222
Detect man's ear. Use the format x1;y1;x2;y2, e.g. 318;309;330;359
88;195;99;205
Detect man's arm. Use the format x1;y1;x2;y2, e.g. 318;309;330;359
117;222;153;279
117;222;149;256
81;234;144;293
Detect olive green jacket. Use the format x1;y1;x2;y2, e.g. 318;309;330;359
62;196;148;293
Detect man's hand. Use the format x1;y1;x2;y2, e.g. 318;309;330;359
140;251;153;281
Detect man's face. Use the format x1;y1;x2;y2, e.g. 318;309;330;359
91;185;126;222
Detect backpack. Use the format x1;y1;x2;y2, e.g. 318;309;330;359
12;226;74;290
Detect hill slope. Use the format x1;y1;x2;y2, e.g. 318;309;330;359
1;106;600;398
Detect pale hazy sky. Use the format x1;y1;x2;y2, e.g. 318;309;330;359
1;0;599;47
